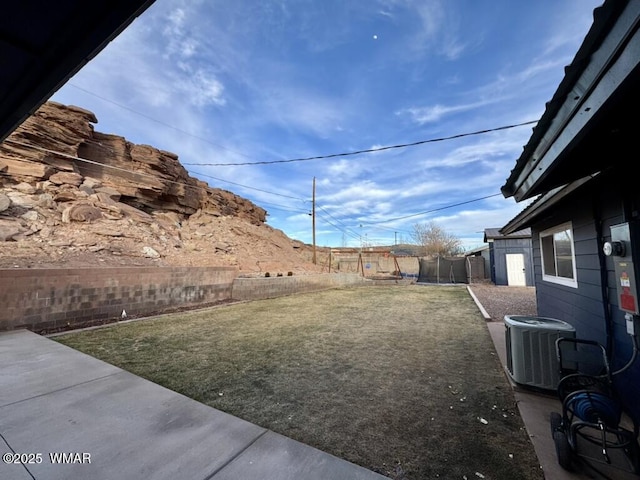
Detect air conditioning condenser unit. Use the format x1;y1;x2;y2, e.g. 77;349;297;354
504;315;575;391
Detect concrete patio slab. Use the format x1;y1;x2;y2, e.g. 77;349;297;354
1;370;266;480
0;329;120;406
214;431;384;480
0;436;32;480
0;329;388;480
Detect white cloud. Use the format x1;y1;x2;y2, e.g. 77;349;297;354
397;100;490;125
257;86;345;137
177;68;226;107
163;8;186;39
397;181;453;199
374;0;467;61
322;159;373;180
321;181;397;204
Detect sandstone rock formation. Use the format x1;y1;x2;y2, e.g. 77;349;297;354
0;102;266;221
0;102;325;274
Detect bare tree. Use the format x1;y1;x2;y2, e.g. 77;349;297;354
411;221;463;257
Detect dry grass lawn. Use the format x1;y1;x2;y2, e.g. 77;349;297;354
54;284;543;480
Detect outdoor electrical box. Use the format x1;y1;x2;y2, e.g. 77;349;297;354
604;222;640;315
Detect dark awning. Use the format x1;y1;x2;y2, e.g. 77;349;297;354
0;0;156;143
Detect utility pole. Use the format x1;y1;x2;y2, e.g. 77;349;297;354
312;177;316;264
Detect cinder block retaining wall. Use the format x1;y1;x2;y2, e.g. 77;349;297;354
0;267;238;332
231;273;367;301
0;269;371;332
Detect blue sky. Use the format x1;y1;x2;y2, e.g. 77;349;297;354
51;0;602;250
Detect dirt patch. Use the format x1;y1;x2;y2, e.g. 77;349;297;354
54;285;543;480
0;213;328;275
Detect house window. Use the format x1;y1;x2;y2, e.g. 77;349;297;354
540;223;578;288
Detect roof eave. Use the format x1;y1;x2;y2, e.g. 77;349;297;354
501;174;598;235
502;0;639;202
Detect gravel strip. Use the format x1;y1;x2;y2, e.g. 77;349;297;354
468;283;537;322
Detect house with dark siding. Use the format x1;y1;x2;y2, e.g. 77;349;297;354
483;228;534;286
500;0;640;420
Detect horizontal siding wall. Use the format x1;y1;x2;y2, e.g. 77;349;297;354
0;267;238;332
533;190;606;342
531;171;640;420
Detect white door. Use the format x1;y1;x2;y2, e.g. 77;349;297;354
506;253;526;286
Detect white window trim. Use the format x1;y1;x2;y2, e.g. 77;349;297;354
540;222;578;288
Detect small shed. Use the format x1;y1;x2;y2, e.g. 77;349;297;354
484;228;534;286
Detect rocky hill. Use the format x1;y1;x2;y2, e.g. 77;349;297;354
0;102;324;274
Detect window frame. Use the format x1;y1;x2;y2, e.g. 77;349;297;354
539;222;578;288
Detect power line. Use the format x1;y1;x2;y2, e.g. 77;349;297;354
307;201;393;243
257;199;310;214
315;204;362;239
362;193;503;224
315;212;362;242
315;206;413;244
182;120;538;167
3;138;305;202
4;138;203;191
68;84;537;170
68;84;253;160
78;138;306;201
365;223;413;235
314;205;396;243
189;169;306;201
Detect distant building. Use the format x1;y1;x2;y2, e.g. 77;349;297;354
483;228;534;286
